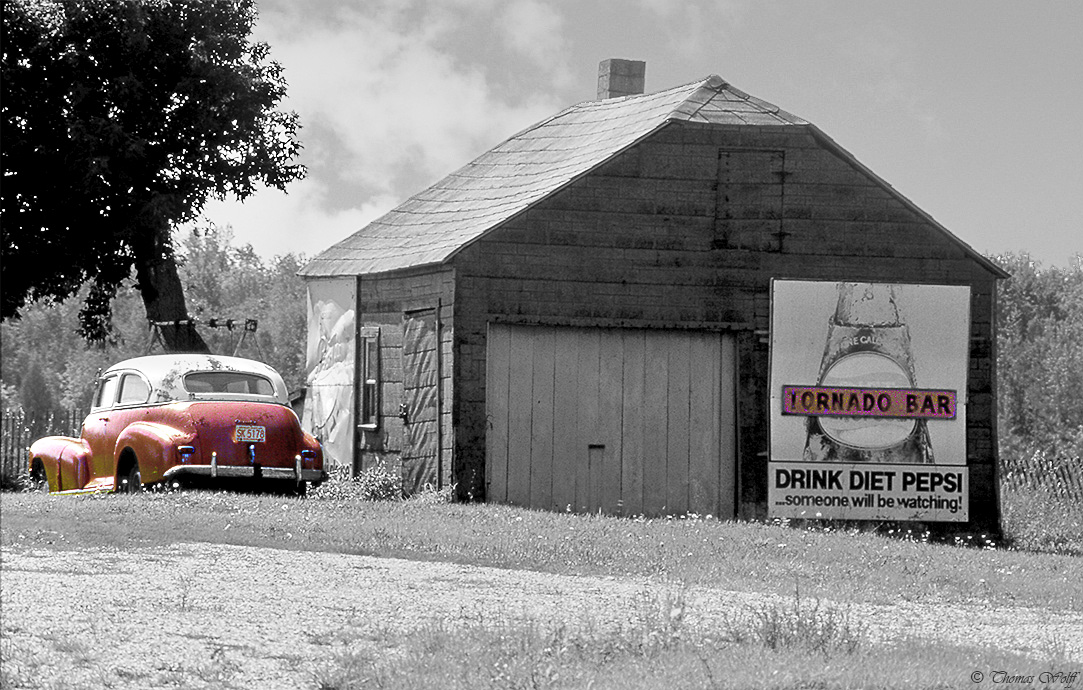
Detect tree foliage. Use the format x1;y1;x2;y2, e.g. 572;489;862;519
1;0;304;350
0;227;309;412
992;252;1083;464
177;225;308;391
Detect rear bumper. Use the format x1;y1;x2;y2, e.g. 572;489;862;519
162;464;326;483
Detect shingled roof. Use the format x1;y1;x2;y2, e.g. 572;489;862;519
299;75;807;278
300;75;1006;279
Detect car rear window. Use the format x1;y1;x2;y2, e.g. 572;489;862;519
183;371;274;397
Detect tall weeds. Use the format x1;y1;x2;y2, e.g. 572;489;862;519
726;586;864;657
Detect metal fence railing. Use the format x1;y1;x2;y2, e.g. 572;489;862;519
1;409;85;482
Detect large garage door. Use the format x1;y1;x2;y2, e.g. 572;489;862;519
486;324;736;517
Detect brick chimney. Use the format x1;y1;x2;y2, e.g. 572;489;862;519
597;59;645;99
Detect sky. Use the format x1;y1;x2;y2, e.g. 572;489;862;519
196;0;1083;269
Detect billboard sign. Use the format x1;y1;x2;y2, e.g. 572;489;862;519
769;281;970;522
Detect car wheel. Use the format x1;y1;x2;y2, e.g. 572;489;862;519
29;462;49;493
119;462;142;493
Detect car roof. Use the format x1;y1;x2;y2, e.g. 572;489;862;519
103;354;289;405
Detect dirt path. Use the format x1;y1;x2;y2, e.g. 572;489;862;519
2;543;1080;689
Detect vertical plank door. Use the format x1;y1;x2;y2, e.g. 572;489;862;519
486;324;737;517
402;310;440;493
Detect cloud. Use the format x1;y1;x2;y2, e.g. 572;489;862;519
194;177;396;260
256;2;563;199
834;20;944;141
496;1;568;73
204;1;566;260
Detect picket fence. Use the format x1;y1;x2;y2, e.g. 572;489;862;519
1000;449;1083;502
1;410;85;482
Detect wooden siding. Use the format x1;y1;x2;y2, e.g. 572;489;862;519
453;120;1001;531
486;324;736;517
355;269;455;490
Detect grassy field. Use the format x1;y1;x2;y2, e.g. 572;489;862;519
1001;480;1083;556
2;485;1081;689
3;482;1081;609
306;621;1069;690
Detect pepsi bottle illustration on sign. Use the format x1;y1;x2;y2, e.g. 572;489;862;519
803;282;934;464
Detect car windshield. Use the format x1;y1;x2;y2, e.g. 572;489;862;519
94;375;119;409
183;371;274;397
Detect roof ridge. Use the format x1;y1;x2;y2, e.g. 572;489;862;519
470;78;708;155
669;74;727;122
663;74;809;126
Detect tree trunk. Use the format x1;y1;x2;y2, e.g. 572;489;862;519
135;251;210;354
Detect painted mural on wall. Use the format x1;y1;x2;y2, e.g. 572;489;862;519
302;278;356;469
769;280;970;522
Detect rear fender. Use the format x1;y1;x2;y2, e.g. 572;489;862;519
115;422;192;485
28;437;91;492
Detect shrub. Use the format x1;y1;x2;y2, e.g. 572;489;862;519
0;469;27;492
310;461;402;502
355;461;403;501
407;482;457;505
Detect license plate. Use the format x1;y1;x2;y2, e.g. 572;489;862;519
234;424;266;443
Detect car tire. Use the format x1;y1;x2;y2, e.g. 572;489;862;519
119;462;142;493
29;462;49;493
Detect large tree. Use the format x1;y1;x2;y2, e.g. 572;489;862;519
1;0;304;351
992;252;1083;461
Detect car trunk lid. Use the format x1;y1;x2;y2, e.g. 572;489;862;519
185;401;302;468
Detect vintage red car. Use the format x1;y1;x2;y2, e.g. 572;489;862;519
28;354;325;494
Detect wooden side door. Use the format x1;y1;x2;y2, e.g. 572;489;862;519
401;309;440;493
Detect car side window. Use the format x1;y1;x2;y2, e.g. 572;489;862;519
117;373;151;406
94;375;119;409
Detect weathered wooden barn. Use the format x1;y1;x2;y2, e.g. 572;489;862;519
299;62;1006;531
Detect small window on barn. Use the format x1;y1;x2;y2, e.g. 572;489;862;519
359;326;380;429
